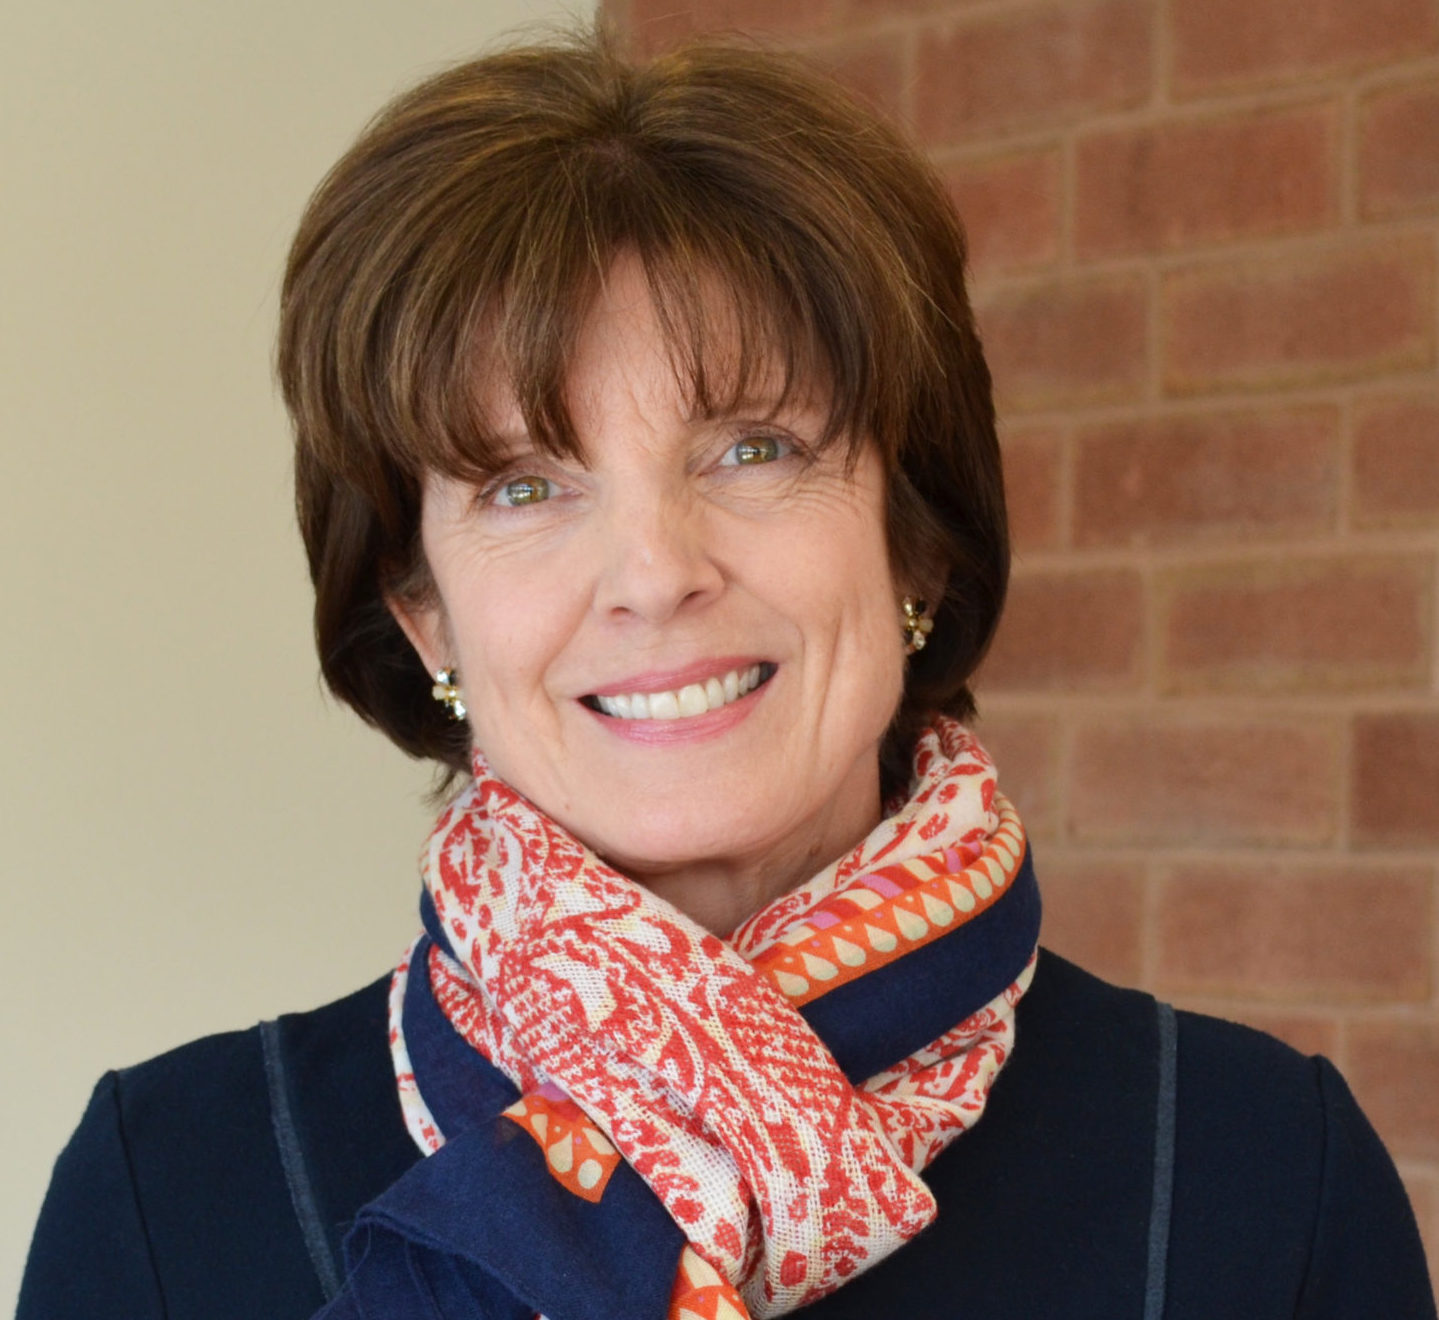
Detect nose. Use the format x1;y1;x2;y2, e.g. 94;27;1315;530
592;485;725;625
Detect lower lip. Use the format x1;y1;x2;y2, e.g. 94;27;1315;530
582;677;770;745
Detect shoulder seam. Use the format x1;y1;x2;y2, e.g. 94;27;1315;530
108;1069;172;1320
260;1019;344;1301
1292;1054;1331;1319
1143;1000;1177;1320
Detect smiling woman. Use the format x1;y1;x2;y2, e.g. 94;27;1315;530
390;259;906;933
18;23;1436;1320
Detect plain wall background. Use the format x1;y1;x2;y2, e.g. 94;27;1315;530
1;0;581;1306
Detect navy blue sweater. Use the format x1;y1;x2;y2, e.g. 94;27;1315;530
18;952;1436;1318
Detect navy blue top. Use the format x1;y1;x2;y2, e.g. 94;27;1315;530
18;951;1436;1318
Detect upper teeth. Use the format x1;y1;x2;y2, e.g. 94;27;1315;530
595;665;765;720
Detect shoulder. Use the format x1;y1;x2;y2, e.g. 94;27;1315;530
98;976;405;1192
1018;947;1336;1112
111;975;412;1290
1168;1002;1433;1316
109;974;390;1119
1018;950;1435;1319
20;977;406;1320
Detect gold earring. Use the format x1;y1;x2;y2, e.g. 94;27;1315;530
431;668;467;722
901;597;933;654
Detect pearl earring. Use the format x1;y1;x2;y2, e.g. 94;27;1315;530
431;668;467;721
901;597;933;654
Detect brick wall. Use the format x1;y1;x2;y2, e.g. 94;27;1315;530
605;0;1439;1273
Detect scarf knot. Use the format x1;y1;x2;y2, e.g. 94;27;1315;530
361;719;1040;1320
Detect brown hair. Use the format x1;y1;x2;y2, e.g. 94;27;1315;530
279;26;1007;796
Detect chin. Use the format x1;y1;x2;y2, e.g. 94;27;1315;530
587;811;775;878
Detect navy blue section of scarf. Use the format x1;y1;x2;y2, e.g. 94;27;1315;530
313;849;1040;1320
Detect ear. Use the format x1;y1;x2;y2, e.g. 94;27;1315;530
386;591;449;679
898;568;947;615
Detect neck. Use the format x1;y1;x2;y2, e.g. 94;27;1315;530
616;786;884;937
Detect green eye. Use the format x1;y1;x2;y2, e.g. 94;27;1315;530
730;436;782;465
495;475;550;506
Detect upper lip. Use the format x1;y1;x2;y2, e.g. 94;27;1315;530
584;656;772;698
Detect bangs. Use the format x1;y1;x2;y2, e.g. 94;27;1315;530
281;32;962;538
284;45;944;498
282;30;1005;782
412;155;908;484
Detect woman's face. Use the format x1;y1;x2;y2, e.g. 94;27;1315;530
395;259;907;897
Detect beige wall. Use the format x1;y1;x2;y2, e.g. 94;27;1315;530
1;0;583;1305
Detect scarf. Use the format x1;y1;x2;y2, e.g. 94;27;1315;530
319;720;1040;1320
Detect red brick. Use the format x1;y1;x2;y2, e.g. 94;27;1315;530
980;569;1145;691
1158;554;1433;694
1348;1022;1439;1159
915;0;1154;143
1353;392;1439;527
944;146;1063;277
1162;239;1435;395
634;0;838;35
1035;856;1145;984
625;0;699;53
717;0;838;26
1171;0;1439;95
1155;863;1431;1002
1074;406;1339;547
1001;423;1065;554
980;273;1149;412
1353;713;1439;848
1361;80;1439;218
1075;103;1337;259
1069;719;1341;847
968;712;1060;840
806;29;910;119
848;0;989;13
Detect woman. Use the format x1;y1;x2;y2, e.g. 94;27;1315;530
19;28;1435;1320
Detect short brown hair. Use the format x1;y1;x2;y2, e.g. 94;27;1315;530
279;27;1007;795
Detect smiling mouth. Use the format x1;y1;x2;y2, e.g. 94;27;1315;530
582;663;777;721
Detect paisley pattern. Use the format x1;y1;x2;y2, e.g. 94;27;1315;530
390;719;1035;1318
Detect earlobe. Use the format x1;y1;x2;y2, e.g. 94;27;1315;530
385;592;447;677
388;595;467;722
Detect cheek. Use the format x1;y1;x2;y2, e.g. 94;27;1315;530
454;612;549;699
844;506;907;697
455;623;560;787
836;497;901;628
801;517;904;696
444;571;582;725
850;595;907;713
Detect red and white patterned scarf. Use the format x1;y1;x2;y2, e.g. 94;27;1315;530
390;719;1035;1318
